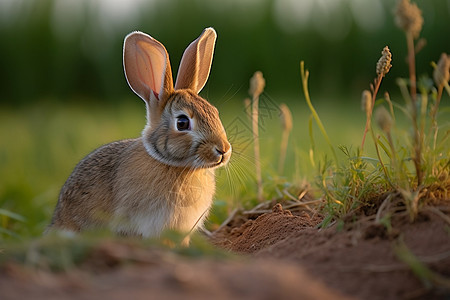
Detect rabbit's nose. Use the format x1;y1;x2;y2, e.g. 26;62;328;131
215;141;231;155
215;148;225;155
215;142;232;165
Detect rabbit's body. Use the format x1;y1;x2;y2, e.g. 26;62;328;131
51;138;215;237
48;28;230;243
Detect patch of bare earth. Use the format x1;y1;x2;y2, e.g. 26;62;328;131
1;240;347;300
211;203;450;299
1;203;449;299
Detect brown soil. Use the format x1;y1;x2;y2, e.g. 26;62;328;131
211;203;450;299
1;239;348;300
1;203;450;299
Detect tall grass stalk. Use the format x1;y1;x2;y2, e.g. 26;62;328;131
362;46;392;151
319;0;449;224
308;115;316;168
431;54;450;151
406;32;417;101
369;129;393;189
361;75;382;151
278;103;293;175
395;0;424;186
249;71;265;201
300;61;337;163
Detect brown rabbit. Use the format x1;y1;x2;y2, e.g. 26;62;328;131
47;28;231;244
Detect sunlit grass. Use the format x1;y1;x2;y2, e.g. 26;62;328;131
0;95;369;240
0;100;146;239
2;87;446;242
3;77;444;241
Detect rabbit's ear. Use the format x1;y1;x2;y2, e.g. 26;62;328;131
123;32;174;102
175;27;217;94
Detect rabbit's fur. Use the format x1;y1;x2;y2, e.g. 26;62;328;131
48;28;231;243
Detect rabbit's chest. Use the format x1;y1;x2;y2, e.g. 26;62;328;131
168;172;216;231
113;167;215;237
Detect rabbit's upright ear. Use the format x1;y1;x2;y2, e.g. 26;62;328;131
123;32;174;102
175;28;217;94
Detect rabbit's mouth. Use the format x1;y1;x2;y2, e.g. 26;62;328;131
198;153;230;169
194;142;231;169
213;145;231;167
218;152;230;166
209;149;231;168
206;161;227;169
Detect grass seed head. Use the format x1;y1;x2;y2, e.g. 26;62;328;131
249;71;266;97
433;53;450;87
361;90;372;112
375;106;393;133
279;103;293;132
376;46;393;78
394;0;423;38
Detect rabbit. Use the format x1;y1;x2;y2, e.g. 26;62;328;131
47;28;231;244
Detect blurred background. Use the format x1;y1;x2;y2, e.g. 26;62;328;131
1;0;449;104
0;0;449;238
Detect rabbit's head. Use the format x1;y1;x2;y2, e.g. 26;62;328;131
123;28;231;169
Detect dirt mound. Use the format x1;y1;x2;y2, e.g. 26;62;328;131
1;242;348;300
212;203;322;252
1;204;449;299
211;204;450;299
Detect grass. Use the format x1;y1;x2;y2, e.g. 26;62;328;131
305;61;449;226
0;15;450;248
287;0;450;229
0;95;369;241
0;100;146;239
2;85;444;241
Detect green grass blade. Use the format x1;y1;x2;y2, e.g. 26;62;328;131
0;209;26;222
300;61;338;163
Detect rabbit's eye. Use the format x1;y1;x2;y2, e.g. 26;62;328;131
176;115;191;131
